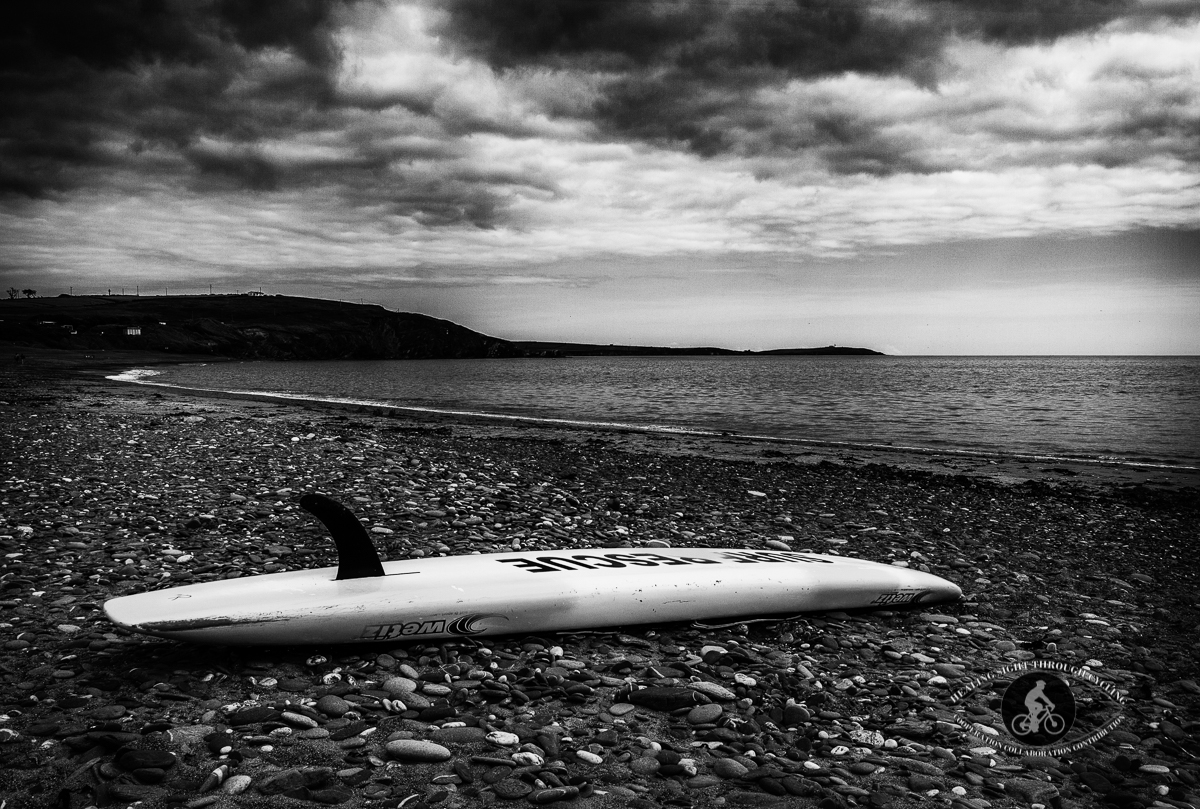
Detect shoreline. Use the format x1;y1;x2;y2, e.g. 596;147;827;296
2;354;1198;809
111;371;1200;474
12;343;1200;493
107;355;1200;497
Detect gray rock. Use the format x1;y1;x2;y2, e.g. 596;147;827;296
385;739;452;762
435;726;487;744
629;756;661;775
1005;778;1059;804
690;681;737;701
315;694;351;717
687;703;723;725
713;758;750;779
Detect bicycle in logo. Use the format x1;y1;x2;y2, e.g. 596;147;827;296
1002;670;1075;746
1009;678;1067;738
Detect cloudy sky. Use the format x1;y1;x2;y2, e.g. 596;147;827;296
2;0;1199;354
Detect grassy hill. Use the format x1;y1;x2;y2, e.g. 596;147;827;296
1;294;883;362
0;294;526;361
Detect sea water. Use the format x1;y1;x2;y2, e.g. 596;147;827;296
124;355;1200;470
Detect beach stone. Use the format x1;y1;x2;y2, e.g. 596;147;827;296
538;733;563;757
222;775;253;795
608;702;636;716
1005;778;1059;804
492;778;532;799
386;739;451;762
627;686;704;711
382;676;418;695
401;691;432;709
436;726;486;744
908;774;941;792
132;768;168;785
850;729;885;747
227;706;280;725
417;705;457;722
257;767;333;795
281;711;319;729
783;703;811;725
1079;771;1115;794
486;730;520;747
714;758;751;779
89;704;126;720
117;750;176;771
691;681;737;701
529;786;579;804
315;694;351;717
329;721;371;741
688;703;724;725
902;759;944;777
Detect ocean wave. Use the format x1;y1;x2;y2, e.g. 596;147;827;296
106;368;163;382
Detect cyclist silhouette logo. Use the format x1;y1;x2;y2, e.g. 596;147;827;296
1002;671;1075;746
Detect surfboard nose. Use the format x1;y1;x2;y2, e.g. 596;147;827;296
920;575;962;605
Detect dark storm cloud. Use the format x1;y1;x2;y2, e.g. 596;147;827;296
435;0;940;162
441;0;919;73
437;0;1192;169
440;0;1147;70
0;0;358;197
1;0;352;75
0;0;553;230
933;0;1132;44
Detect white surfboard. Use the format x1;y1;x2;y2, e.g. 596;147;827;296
103;494;961;645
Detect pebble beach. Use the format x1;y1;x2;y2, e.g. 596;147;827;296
2;357;1198;809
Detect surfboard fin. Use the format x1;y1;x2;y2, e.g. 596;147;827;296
299;493;386;580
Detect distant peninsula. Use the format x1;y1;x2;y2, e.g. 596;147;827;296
1;293;882;361
514;341;883;357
